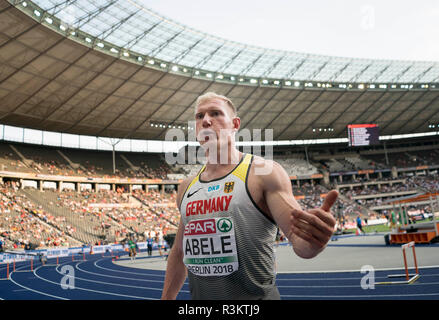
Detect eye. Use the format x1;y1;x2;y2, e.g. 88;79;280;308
195;113;203;119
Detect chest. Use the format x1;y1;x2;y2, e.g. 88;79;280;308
181;179;240;219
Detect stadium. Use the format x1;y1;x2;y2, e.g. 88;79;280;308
0;0;439;302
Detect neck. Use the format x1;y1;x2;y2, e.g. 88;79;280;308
204;146;241;168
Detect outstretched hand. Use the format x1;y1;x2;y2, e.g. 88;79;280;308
290;190;338;251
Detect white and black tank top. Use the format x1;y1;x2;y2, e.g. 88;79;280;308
180;153;280;300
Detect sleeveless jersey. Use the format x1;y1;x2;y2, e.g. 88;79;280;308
180;153;280;300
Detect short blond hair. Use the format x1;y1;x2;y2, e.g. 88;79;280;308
195;92;237;116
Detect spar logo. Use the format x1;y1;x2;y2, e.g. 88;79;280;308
184;219;216;236
217;218;232;233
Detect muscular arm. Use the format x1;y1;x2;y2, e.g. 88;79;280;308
257;159;337;259
161;218;187;299
161;177;192;299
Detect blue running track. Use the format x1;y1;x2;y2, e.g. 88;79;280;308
1;251;438;300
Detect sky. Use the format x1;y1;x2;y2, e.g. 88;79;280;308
142;0;439;62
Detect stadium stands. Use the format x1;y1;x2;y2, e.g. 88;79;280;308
275;156;319;176
1;137;438;252
0;177;180;251
0;141;173;180
0;182;82;249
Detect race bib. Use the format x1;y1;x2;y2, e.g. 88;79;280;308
183;217;238;277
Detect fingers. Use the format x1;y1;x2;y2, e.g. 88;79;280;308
290;224;324;248
320;190;339;212
290;206;336;250
291;218;330;245
309;208;337;228
291;208;334;236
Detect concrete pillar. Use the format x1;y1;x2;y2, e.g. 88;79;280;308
323;171;330;185
391;166;398;179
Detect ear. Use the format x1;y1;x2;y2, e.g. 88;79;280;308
232;117;241;131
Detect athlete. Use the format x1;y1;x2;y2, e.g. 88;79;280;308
161;92;338;300
127;236;137;262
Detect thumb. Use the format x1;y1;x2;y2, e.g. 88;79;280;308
320;190;339;212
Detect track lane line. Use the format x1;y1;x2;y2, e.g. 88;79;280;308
75;261;173;284
9;266;68;300
50;262;169;291
32;264;158;300
93;258;167;277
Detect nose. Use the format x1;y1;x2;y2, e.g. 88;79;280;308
202;114;212;128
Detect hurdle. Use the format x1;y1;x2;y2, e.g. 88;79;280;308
0;263;10;280
376;241;420;285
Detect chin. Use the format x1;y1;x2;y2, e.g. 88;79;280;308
199;140;218;150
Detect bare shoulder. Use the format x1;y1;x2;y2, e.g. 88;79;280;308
176;175;196;208
178;175;195;191
251;155;290;188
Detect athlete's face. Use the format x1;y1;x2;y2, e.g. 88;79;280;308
195;98;240;149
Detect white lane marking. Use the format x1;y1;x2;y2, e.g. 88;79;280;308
75;261;165;283
50;262;167;291
74;261;190;292
33;265;157;300
277;272;439;282
276;265;439;274
277;281;439;288
93;258;166;277
9;266;68;300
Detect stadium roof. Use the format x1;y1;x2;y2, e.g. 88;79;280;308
0;0;439;142
20;0;439;83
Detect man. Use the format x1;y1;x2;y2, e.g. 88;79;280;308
356;214;365;235
146;233;154;256
161;92;338;300
127;235;137;262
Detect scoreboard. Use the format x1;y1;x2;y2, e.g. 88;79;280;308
348;124;379;147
